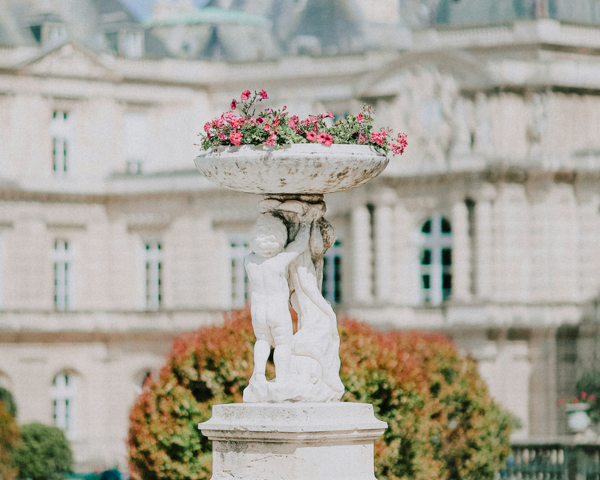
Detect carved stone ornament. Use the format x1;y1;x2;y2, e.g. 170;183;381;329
195;144;388;402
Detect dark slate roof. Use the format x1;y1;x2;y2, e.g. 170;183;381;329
435;0;600;27
0;0;169;58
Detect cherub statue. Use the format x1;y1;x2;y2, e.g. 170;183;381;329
243;213;310;395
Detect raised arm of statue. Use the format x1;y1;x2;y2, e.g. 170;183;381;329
277;223;310;264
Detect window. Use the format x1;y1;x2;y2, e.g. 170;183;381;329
122;31;144;58
123;112;148;174
51;111;70;175
133;369;155;396
322;239;342;305
144;241;162;310
47;25;67;45
419;214;452;305
229;236;250;308
54;240;74;311
52;372;77;440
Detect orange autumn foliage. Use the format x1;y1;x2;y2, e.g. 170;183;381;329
128;309;510;480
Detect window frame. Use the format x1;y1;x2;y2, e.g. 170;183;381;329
51;372;77;441
419;213;452;305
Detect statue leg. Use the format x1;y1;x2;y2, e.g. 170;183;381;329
251;339;270;382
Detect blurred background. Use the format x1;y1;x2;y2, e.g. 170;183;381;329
1;0;600;474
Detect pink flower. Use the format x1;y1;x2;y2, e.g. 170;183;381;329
204;122;211;134
241;90;251;101
590;395;596;402
229;131;242;145
260;89;268;100
306;131;317;142
357;132;367;145
356;113;364;123
231;99;237;110
326;111;334;119
316;133;333;145
256;117;264;124
263;123;271;132
266;132;277;146
218;132;227;141
582;392;588;400
574;398;579;404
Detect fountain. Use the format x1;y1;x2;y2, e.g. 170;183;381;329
194;142;389;480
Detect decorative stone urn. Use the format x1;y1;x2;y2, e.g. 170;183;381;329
566;403;592;434
195;144;389;480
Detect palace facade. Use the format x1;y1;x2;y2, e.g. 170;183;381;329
1;0;600;471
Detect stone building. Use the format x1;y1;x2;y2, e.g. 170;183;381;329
1;0;600;471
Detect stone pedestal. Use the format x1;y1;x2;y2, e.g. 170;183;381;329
199;402;387;480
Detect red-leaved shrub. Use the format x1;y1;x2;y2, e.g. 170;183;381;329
128;309;510;480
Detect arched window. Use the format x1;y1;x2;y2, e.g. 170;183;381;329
133;369;155;396
51;372;77;440
419;214;452;305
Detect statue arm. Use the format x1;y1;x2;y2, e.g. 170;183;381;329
278;223;310;263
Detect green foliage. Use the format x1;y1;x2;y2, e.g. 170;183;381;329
576;369;600;423
0;387;17;418
12;423;73;480
128;309;511;480
0;401;20;480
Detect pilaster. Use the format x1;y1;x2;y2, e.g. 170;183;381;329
451;199;470;302
351;203;373;304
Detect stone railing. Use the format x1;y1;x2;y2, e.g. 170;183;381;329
503;440;600;480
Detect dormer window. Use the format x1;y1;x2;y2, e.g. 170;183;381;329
47;24;67;44
29;16;67;46
105;29;144;59
122;31;143;58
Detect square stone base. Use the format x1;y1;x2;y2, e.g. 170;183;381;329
199;402;387;480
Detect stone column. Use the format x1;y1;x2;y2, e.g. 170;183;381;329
374;191;395;303
475;195;494;300
352;203;373;304
451;199;471;302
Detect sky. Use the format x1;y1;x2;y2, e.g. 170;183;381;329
120;0;211;20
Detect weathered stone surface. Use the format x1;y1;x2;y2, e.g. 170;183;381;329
194;144;389;194
199;402;387;480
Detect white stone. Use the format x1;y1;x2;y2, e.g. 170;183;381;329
199;402;387;480
194;144;389;194
242;196;344;403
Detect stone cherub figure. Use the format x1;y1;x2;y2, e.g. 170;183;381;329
243;196;344;403
243;214;310;395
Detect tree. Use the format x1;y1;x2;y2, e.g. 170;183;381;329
0;388;17;418
128;309;511;480
12;423;73;480
0;400;20;480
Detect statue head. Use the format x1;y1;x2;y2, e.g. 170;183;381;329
250;213;288;258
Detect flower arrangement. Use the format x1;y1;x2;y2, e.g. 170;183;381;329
199;89;407;156
558;391;596;407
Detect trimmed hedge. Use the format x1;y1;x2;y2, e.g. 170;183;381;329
128;309;510;480
12;423;73;480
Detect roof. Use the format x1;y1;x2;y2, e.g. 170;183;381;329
145;6;269;27
435;0;600;27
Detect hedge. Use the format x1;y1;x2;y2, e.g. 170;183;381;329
128;308;511;480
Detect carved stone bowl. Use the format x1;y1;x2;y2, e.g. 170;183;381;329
194;144;388;194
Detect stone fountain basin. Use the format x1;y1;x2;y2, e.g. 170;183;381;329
194;144;388;194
